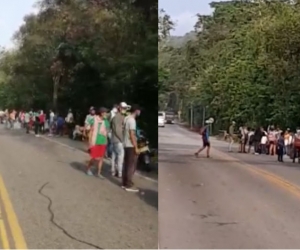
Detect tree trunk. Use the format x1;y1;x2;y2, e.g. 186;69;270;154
53;75;60;111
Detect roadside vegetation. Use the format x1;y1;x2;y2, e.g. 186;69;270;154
159;0;300;132
0;0;157;144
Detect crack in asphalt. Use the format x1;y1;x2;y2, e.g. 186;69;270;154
38;182;103;249
207;222;238;226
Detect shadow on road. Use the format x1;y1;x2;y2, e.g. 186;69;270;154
70;161;158;210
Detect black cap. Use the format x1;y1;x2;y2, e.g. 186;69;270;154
99;107;108;114
129;104;141;113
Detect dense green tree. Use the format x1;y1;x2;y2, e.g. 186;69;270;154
159;0;300;131
0;0;158;144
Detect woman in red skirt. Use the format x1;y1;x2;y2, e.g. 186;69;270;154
86;107;110;178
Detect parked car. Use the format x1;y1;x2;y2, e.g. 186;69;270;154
158;112;165;127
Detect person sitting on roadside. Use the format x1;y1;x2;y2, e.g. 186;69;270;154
73;125;84;140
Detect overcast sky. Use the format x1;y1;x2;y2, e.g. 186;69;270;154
0;0;219;48
159;0;221;36
0;0;37;48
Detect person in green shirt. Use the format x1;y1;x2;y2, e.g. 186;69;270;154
86;107;110;178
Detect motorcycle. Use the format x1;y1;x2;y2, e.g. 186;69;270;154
137;133;152;172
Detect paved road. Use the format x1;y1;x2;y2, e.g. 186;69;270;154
0;127;157;249
159;124;300;249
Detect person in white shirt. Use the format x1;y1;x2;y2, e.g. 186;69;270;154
109;105;118;121
65;109;74;138
122;104;140;192
247;128;254;153
65;109;74;123
283;128;292;156
0;110;4;124
73;125;84;140
260;130;268;154
48;110;55;136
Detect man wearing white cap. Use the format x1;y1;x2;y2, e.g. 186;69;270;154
110;102;128;177
120;102;127;108
194;118;213;158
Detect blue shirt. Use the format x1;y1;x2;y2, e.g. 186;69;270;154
202;126;209;141
277;137;284;148
57;117;64;127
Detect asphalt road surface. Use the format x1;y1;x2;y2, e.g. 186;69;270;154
159;124;300;249
0;126;157;249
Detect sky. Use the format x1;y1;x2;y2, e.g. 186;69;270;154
0;0;37;48
0;0;217;48
159;0;220;36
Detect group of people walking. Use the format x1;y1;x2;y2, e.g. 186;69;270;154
84;102;142;192
0;109;73;137
227;122;296;162
1;103;142;192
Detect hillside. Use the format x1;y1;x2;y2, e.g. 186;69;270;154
166;31;197;47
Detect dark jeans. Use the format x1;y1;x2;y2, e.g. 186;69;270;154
254;141;260;153
9;120;14;129
39;122;45;134
122;147;137;188
25;122;29;133
67;122;74;138
106;137;113;158
277;146;284;161
34;121;39;135
56;125;63;136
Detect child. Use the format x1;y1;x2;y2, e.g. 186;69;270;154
277;132;285;162
247;128;254;153
260;130;268;154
